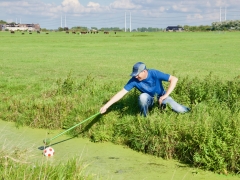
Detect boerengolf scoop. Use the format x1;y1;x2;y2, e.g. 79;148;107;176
43;112;100;145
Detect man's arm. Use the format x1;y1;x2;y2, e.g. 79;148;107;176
159;75;178;104
100;88;128;114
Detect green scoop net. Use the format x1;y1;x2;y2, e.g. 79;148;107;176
43;112;100;145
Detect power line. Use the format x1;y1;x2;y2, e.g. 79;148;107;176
33;10;240;29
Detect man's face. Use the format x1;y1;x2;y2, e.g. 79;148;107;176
135;70;147;81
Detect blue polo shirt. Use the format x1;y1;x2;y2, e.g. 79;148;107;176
124;69;170;97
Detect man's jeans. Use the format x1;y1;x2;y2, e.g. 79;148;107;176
138;93;190;117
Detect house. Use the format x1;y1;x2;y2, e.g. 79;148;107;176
1;23;40;31
166;26;184;32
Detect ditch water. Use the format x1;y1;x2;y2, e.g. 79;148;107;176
0;119;238;180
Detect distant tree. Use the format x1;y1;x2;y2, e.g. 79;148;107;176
183;25;190;31
91;27;98;30
0;20;7;24
71;26;81;30
113;27;121;31
99;27;122;31
71;26;87;31
191;26;198;31
41;28;47;32
137;27;148;32
148;27;153;32
147;27;162;32
211;20;240;31
58;27;64;31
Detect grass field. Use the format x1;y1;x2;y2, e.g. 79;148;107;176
1;31;239;86
0;31;239;99
0;31;240;176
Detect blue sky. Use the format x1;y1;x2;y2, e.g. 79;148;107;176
0;0;239;30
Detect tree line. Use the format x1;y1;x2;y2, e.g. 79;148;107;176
1;19;240;32
183;20;240;31
62;20;240;32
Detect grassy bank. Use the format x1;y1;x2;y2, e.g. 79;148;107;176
0;31;240;174
0;148;92;179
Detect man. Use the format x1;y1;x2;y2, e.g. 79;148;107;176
100;62;190;116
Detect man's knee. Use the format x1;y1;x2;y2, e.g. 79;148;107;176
139;93;149;103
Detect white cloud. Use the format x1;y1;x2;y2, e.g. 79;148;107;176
187;14;203;20
205;1;212;7
87;2;100;8
60;0;85;13
61;0;81;7
0;1;35;7
158;6;165;12
110;0;141;9
214;0;226;7
172;4;189;12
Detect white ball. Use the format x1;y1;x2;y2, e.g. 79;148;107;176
43;147;55;157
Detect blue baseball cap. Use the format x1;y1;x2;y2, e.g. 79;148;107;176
130;62;146;76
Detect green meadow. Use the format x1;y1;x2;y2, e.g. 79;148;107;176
0;31;240;178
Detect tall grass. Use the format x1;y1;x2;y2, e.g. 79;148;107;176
1;72;240;174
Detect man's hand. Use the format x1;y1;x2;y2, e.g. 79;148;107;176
159;75;178;104
99;88;128;114
159;95;167;105
100;106;108;114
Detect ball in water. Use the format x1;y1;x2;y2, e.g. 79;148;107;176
43;147;55;157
